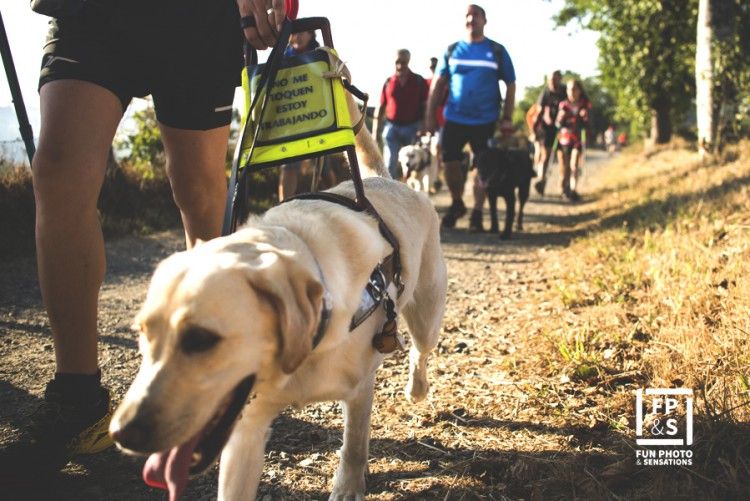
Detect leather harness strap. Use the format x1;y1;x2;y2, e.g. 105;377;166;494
282;191;405;353
283;191;403;296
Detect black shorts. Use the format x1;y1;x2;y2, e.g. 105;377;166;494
440;120;496;163
542;124;558;149
557;143;583;156
39;0;243;130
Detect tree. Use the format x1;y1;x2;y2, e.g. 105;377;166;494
696;0;750;155
513;77;545;132
553;0;698;144
117;101;165;180
695;0;714;158
581;75;618;139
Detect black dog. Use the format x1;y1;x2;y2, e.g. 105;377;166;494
475;147;534;240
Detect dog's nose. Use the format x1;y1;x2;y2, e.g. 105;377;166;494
110;417;152;451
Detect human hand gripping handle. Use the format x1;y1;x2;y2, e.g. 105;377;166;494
237;0;298;50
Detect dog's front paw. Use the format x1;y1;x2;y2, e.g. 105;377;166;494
330;461;367;501
405;374;430;402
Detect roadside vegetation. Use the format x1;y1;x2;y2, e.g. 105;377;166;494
512;140;750;498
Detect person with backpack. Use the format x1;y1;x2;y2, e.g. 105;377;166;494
533;70;566;196
424;4;516;231
0;0;290;484
372;49;429;180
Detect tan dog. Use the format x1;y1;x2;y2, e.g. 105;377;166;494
110;106;447;500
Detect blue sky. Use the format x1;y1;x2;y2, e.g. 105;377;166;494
1;0;599;142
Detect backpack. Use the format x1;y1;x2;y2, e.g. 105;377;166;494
526;102;541;133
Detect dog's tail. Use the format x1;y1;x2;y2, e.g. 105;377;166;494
346;92;391;179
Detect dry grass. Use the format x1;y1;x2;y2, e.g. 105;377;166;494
554;141;750;411
0;162;35;256
526;140;750;498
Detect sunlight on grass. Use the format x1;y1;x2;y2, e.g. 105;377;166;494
519;140;750;496
555;141;750;416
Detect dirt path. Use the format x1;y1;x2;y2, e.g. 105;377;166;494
0;150;615;500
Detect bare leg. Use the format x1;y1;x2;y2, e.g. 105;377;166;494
570;148;581;192
443;159;464;203
33;81;123;374
539;144;551;181
278;167;298;201
433;141;444;191
558;149;571;196
159;123;230;248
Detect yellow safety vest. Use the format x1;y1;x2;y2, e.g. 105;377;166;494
239;48;355;169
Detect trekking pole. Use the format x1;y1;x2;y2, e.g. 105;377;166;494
0;11;36;165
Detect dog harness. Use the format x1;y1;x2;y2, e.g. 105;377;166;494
225;17;404;354
282;191;405;354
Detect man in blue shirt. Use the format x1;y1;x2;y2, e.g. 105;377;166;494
425;4;516;231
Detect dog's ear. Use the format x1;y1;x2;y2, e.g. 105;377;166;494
243;253;324;374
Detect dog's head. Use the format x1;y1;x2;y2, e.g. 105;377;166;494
398;144;430;178
109;231;323;494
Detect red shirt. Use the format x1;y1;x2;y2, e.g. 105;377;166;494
380;71;427;125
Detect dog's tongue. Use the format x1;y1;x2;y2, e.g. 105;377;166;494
143;433;201;501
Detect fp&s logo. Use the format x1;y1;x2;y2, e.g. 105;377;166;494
635;388;694;466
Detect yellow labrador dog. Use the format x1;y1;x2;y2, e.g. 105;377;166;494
110;99;447;500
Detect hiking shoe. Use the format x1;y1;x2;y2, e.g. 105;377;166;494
567;190;582;202
534;179;546;196
441;200;467;229
469;209;484;233
0;379;113;483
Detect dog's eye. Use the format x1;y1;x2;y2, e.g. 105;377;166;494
180;327;221;354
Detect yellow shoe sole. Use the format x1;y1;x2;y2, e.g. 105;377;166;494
68;400;115;455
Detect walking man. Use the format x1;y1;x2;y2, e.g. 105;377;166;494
425;4;516;231
372;49;428;180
